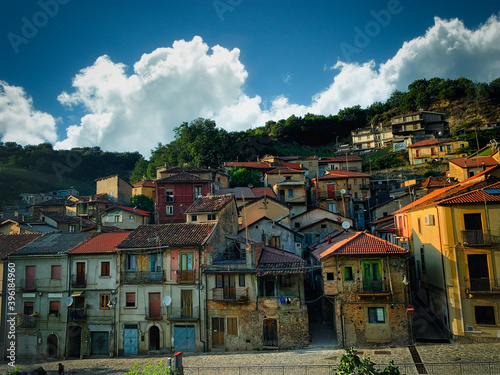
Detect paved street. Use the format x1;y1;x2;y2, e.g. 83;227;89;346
2;342;500;375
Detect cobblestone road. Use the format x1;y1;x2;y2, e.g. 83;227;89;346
1;342;500;374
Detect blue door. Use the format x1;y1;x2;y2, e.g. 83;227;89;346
124;325;138;355
174;325;196;352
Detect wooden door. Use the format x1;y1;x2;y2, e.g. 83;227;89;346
212;318;224;347
180;253;194;282
223;275;235;299
76;262;86;285
25;266;35;290
327;184;336;199
149;292;161;318
181;290;193;318
263;319;278;346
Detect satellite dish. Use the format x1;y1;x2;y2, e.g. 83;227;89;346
65;297;74;307
340;189;346;195
342;221;351;231
162;296;172;306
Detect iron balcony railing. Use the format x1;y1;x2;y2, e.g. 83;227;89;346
316;192;345;200
461;230;492;245
167;305;200;321
21;279;36;291
175;270;196;283
68;308;87;321
71;274;87;287
359;280;388;294
17;314;36;328
120;270;165;283
145;306;164;320
466;278;500;292
212;287;249;302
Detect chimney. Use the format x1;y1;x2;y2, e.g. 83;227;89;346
328;236;332;244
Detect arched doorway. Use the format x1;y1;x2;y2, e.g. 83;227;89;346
47;334;58;358
68;326;82;357
149;326;160;351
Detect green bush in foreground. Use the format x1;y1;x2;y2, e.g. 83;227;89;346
123;360;179;375
336;347;401;375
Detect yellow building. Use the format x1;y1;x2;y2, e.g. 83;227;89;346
407;138;468;165
132;180;156;199
264;167;307;217
448;156;499;182
394;165;500;342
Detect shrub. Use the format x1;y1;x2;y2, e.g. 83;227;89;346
335;347;401;375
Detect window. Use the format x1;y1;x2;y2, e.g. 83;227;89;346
166;206;173;215
417;217;422;234
24;301;34;315
114;215;121;223
420;247;426;272
179;253;194;282
100;294;110;309
280;275;292;287
227;317;238;335
285;176;291;181
101;261;110;276
49;301;59;314
475;306;496;325
239;274;245;287
288;189;293;197
208;214;216;221
51;265;61;280
354;179;357;185
194;186;202;198
269;236;280;248
126;254;137;271
191;215;198;222
165;188;174;202
326;272;334;281
126;292;136;307
129;215;135;220
68;225;76;233
368;307;385;323
295;222;301;228
345;266;353;281
447;145;452;153
321;224;327;229
416;150;421;157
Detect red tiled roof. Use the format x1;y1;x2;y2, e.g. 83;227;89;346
438;181;500;205
335;155;362;162
251;187;277;198
449;156;499;168
156;172;212;183
225;162;273;170
407;138;456;148
256;246;307;275
319;232;408;259
112;206;151;216
133;180;155;188
0;233;44;259
67;232;130;254
117;223;216;249
371;215;394;225
318;156;339;164
281;162;306;170
185;194;234;213
265;167;305;175
314;170;370;181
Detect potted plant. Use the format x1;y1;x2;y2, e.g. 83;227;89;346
31;312;39;317
85;304;91;309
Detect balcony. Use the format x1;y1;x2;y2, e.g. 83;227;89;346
17;314;36;328
466;278;500;294
462;230;492;246
71;275;87;288
145;306;164;320
212;287;249;303
358;280;390;296
316;192;345;200
167;305;200;321
68;308;87;321
360;185;369;190
21;279;36;291
176;270;195;283
120;270;165;283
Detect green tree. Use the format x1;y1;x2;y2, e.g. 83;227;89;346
228;167;262;188
130;194;155;214
336;348;400;375
130;157;150;184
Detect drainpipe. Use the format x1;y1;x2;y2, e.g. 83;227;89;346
198;246;206;351
453;243;465;336
386;255;394;301
435;206;451;335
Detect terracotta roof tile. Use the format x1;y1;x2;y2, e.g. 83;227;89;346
449;156;499;168
185;194;234;213
256;246;307;275
438;181;500;205
225;162;273;170
0;233;44;259
133;180;155;188
407;138;456;148
319;232;408;259
68;232;130;254
10;233;94;256
117;223;216;249
251;187;277;198
110;206;151;216
265;167;305;175
156;172;212;183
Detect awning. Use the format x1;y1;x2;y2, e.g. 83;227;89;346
71;292;84;297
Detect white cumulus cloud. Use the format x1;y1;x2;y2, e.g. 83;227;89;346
0;81;57;145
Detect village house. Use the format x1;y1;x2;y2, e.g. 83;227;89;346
66;232;130;358
8;233;93;359
132;180;156;199
407;138;468;165
391;110;449;139
101;206;151;230
39;212;82;234
351;124;393;152
76;195;117;223
312;231;411;347
239;195;291;229
96;174;133;206
264;167;307;217
214;187;256;208
394;165;500;342
156;166;230;190
0;218;60;235
448;156;500;182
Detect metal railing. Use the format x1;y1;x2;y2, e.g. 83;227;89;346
212;287;249;302
166;305;200;321
71;274;87;287
68;308;87;321
145;306;164;320
120;270;165;283
17;314;36;328
21;279;36;290
462;230;492;245
466;278;500;292
182;361;500;375
359;280;388;294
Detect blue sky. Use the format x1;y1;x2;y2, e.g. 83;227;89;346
1;0;500;157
